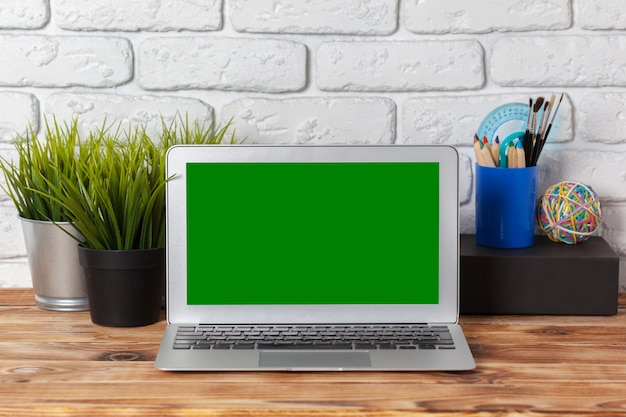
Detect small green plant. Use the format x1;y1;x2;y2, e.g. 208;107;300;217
159;112;236;148
0;118;83;222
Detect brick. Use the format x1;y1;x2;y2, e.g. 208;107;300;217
0;203;26;259
0;35;132;88
580;93;626;144
601;204;626;256
576;1;626;30
0;262;31;288
221;97;395;144
403;93;572;146
54;0;222;31
598;204;626;291
46;93;214;141
139;37;306;93
458;152;472;206
0;149;19;204
404;0;570;34
491;36;626;87
0;92;39;142
230;0;397;35
0;0;48;29
317;41;484;92
537;151;626;202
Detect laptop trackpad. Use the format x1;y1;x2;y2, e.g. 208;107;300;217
259;351;371;369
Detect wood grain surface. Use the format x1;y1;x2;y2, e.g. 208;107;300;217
1;289;625;416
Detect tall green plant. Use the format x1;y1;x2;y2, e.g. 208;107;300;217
39;124;169;250
0;118;83;222
34;115;238;251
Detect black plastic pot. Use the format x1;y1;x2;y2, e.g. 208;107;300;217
78;246;165;327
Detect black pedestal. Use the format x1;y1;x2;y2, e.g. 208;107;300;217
460;234;619;315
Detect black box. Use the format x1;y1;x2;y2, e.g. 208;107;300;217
460;234;619;315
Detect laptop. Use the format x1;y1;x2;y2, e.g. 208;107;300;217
155;144;475;371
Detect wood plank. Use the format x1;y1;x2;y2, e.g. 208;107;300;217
0;288;35;306
3;378;626;414
1;288;626;416
2;360;626;384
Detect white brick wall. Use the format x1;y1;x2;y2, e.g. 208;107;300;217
0;93;39;141
54;0;223;31
491;36;626;87
404;0;571;34
0;35;132;87
230;0;397;35
46;93;214;140
138;37;306;92
317;41;484;91
222;97;395;144
0;0;48;29
1;0;626;291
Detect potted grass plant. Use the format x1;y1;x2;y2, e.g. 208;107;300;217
38;115;237;326
37;123;167;326
0;118;88;311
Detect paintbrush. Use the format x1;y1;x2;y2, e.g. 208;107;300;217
537;95;555;141
532;95;555;164
529;97;544;166
534;93;563;164
523;98;533;167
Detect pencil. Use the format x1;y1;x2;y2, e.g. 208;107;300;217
491;136;500;167
516;140;526;168
481;137;496;167
473;135;486;166
507;143;516;168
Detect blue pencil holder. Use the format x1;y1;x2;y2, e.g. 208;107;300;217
475;165;537;249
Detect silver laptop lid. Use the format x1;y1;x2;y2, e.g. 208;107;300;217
165;145;460;325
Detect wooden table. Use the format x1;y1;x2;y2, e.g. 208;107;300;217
1;289;626;416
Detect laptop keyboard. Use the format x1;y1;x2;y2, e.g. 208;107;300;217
173;324;455;350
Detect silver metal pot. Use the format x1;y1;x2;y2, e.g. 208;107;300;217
20;217;88;311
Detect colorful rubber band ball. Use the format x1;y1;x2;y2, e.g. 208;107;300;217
537;181;602;244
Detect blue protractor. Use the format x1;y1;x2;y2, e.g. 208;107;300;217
476;102;530;144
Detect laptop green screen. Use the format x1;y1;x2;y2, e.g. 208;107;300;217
186;162;439;305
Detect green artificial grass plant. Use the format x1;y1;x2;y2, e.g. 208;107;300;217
32;115;237;251
0;118;84;222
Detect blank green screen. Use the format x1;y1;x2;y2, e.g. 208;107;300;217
187;162;439;305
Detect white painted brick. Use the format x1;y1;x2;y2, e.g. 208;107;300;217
458;152;472;206
0;92;39;142
46;93;214;141
0;203;26;259
576;1;626;30
580;93;626;144
221;97;395;144
0;148;19;204
404;0;570;34
0;261;31;288
537;151;626;202
597;204;626;291
0;0;48;29
230;0;396;35
402;93;572;146
0;35;132;88
55;0;222;31
600;204;626;256
491;36;626;87
317;41;484;92
460;203;475;235
139;37;306;93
